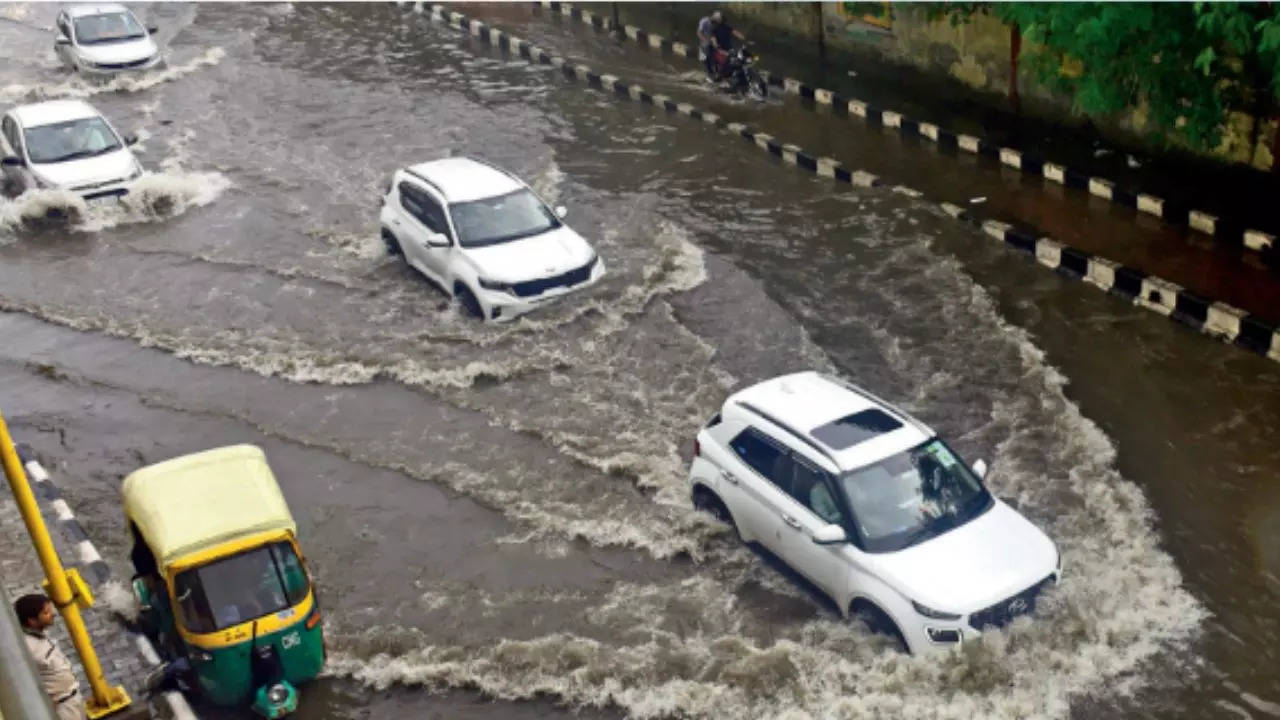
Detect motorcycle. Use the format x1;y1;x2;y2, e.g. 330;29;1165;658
709;43;768;99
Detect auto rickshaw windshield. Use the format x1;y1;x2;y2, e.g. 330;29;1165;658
174;541;309;633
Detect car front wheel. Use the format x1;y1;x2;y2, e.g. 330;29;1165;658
381;228;402;256
455;284;483;319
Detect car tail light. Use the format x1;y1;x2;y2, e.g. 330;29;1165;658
306;608;322;630
693;438;701;457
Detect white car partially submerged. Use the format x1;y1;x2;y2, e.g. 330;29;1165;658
379;157;605;322
55;4;163;75
1;99;143;203
689;371;1061;654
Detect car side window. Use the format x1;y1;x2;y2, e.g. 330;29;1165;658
398;182;449;237
729;428;792;490
788;456;843;525
57;16;71;41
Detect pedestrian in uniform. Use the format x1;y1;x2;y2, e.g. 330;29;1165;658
15;593;85;720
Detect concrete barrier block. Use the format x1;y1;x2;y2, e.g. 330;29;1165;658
982;220;1011;241
999;148;1022;170
580;10;594;24
851;170;878;187
1137;277;1181;316
550;55;567;68
488;29;503;46
701;111;720;125
1270;330;1280;363
468;19;483;35
1205;301;1247;340
754;133;774;150
848;100;868;118
1035;238;1063;268
781;144;801;164
918;122;939;141
1190;210;1217;235
1088;177;1114;200
1244;230;1275;252
957;134;981;153
560;3;573;15
726;122;747;134
449;11;465;24
675;103;695;116
784;78;802;95
573;64;591;80
624;25;641;40
816;157;840;178
892;185;922;198
651;93;671;108
599;73;618;90
940;202;965;218
671;41;688;56
814;88;833;105
1042;163;1066;184
648;34;664;49
1085;257;1119;291
1137;194;1163;217
882;111;902;128
627;84;645;101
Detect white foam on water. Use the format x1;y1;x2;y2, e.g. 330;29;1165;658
98;579;140;622
530;156;565;205
0;47;226;105
0;188;86;233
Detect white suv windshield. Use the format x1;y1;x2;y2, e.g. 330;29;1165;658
840;439;991;552
450;189;559;248
24;117;121;164
74;13;146;44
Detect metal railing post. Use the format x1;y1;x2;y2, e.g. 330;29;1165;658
0;583;58;720
0;409;131;719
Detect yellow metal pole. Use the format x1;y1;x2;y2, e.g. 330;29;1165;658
0;410;131;719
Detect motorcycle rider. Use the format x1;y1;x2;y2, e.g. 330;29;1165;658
696;11;746;82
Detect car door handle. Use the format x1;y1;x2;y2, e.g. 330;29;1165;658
719;470;738;485
782;514;801;529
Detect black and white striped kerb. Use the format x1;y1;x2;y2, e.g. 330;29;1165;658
419;4;1280;366
537;1;1278;259
13;444;202;720
15;445;110;584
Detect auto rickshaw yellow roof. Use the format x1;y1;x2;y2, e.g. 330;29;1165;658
122;444;296;568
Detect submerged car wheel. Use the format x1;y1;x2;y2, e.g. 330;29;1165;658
381;228;403;256
455;284;483;319
693;486;737;529
852;600;909;653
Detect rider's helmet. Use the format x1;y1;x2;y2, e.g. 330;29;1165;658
711;10;723;23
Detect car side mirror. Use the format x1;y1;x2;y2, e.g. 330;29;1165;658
1;156;24;167
554;205;567;219
811;524;847;545
972;459;988;479
147;24;159;34
426;231;451;248
124;134;139;147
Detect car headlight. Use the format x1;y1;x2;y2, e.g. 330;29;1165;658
477;277;512;292
912;600;962;621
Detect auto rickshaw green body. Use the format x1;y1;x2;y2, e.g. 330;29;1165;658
123;444;325;713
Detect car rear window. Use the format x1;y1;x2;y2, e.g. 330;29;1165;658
810;409;902;450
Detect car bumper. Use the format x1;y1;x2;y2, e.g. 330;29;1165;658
475;259;607;322
77;54;163;75
904;569;1062;654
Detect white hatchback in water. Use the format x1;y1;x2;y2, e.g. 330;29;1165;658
689;371;1061;654
55;4;163;75
379;157;605;322
1;100;143;203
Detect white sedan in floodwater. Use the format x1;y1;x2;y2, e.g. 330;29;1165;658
55;4;163;75
1;99;143;203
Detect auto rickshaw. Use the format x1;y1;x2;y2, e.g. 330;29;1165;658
122;444;324;718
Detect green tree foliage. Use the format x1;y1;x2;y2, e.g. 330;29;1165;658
929;3;1280;150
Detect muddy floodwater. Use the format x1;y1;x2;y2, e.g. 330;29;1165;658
2;4;1279;719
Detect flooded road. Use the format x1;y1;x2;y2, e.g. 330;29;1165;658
1;4;1278;719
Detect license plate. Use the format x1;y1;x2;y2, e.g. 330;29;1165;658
88;195;118;207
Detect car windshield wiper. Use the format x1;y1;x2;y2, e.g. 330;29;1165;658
43;146;116;163
898;523;938;550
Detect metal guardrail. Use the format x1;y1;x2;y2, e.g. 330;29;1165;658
0;583;58;720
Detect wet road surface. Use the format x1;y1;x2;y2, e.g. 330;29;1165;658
1;4;1278;719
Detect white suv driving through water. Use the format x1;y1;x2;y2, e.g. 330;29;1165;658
55;4;163;75
379;157;605;322
1;99;143;202
689;371;1061;654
